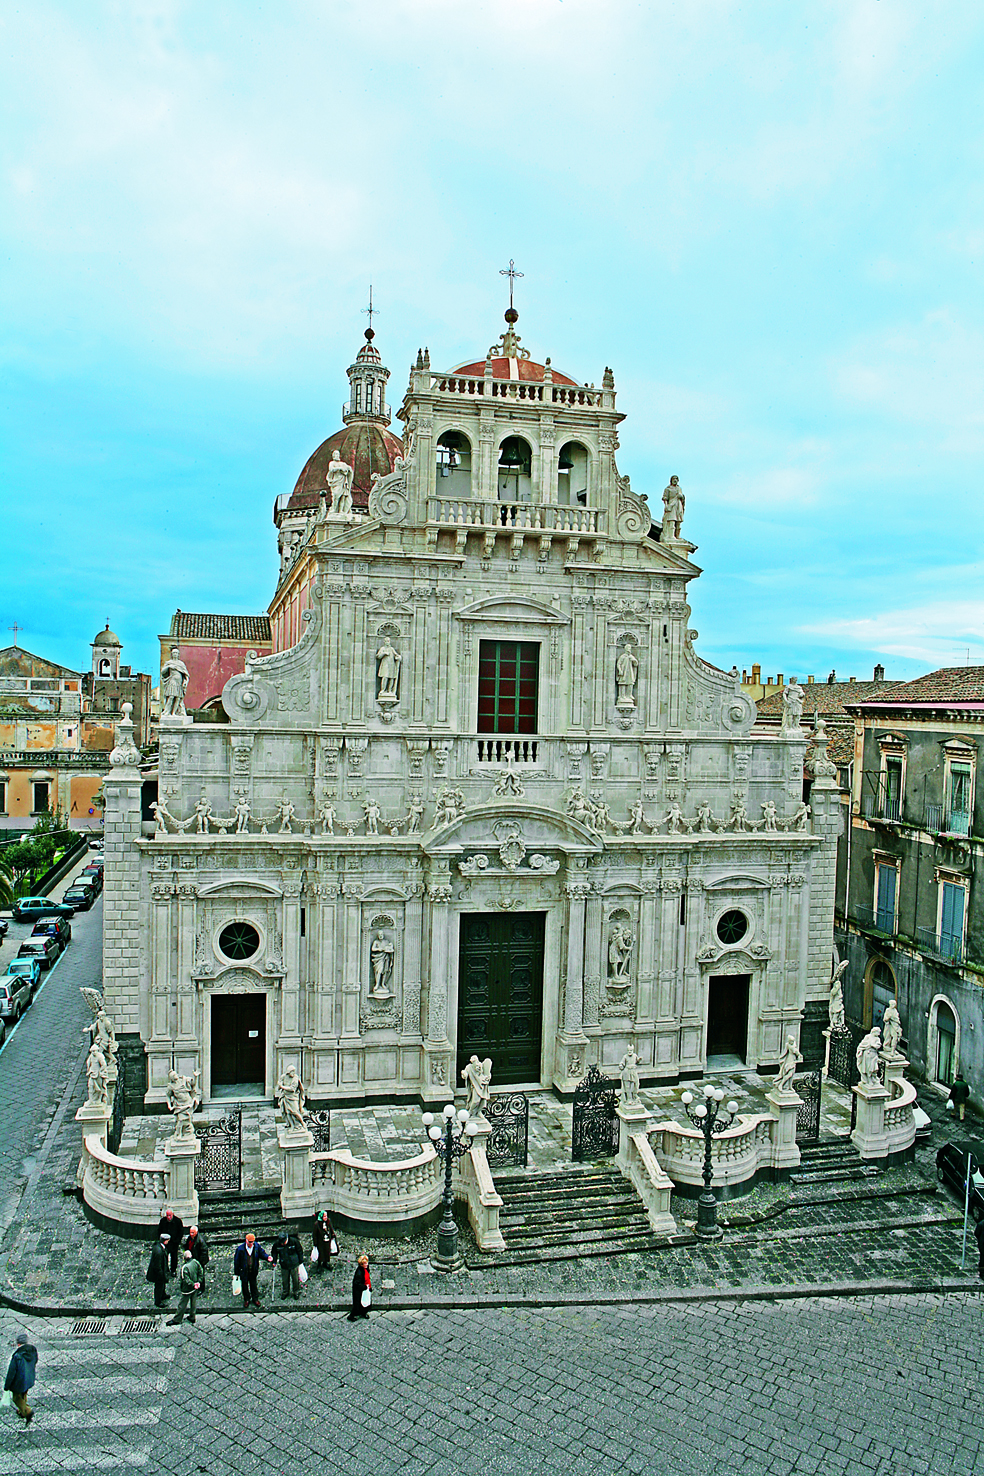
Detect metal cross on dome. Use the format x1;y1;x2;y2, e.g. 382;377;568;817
499;259;524;310
363;285;378;333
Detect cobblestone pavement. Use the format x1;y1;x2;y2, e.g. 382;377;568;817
1;1292;980;1475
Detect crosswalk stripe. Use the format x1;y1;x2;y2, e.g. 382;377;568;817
0;1447;152;1474
38;1345;175;1368
4;1406;163;1431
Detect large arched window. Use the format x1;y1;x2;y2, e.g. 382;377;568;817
436;430;472;498
497;435;533;504
557;440;589;506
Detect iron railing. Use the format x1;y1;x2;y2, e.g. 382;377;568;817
851;902;897;936
925;804;971;836
916;926;965;964
862;792;902;823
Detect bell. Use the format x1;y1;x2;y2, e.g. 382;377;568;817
558;447;574;472
497;437;525;469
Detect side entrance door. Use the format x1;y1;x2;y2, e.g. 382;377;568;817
705;973;750;1063
457;912;545;1086
211;994;266;1090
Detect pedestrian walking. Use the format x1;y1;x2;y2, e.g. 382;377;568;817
156;1208;184;1276
271;1225;305;1301
347;1253;371;1321
167;1250;203;1326
184;1226;209;1280
3;1331;38;1425
232;1233;273;1310
146;1234;172;1307
948;1074;971;1123
975;1214;984;1281
311;1210;338;1273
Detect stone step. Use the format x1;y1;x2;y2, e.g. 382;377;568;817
497;1182;638;1210
479;1233;666;1267
499;1220;654;1251
790;1165;881;1186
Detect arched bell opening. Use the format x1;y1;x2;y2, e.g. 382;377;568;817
557;440;589;506
436;430;472;499
497;435;533;504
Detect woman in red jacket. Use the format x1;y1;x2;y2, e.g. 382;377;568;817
348;1254;370;1321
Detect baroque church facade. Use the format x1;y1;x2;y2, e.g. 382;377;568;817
102;305;840;1111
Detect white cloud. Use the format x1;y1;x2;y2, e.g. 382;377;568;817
801;599;984;667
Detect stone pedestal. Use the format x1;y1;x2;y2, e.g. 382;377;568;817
159;713;193;729
75;1100;112;1151
278;1124;317;1219
881;1053;909;1093
616;1100;651;1169
164;1134;201;1221
851;1081;891;1161
765;1088;803;1174
455;1115;506;1252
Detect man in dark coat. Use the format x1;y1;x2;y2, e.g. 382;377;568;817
948;1075;971;1123
146;1234;171;1307
156;1209;184;1275
4;1331;38;1423
271;1226;304;1301
233;1233;272;1310
185;1225;209;1276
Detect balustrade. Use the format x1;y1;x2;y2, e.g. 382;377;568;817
475;737;539;765
427;497;599;534
81;1134;169;1229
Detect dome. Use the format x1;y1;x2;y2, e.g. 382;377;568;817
451;354;578;386
287;422;404;515
93;625;121;647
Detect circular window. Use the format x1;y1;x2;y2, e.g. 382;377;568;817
716;910;748;946
218;921;260;961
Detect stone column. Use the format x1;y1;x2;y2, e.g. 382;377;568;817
423;867;453;1100
402;884;424;1038
174;883;198;1077
102;704;146;1096
278;1123;317;1219
635;885;659;1026
278;880;304;1072
163;1135;201;1222
146;881;175;1105
555;879;590;1091
582;889;604;1028
765;1087;802;1175
340;884;362;1040
851;1080;891;1161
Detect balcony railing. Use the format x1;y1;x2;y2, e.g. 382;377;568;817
916;926;964;964
852;902;897;936
475;737;539;765
430;374;604;408
428;497;600;534
862;793;902;823
925;804;970;836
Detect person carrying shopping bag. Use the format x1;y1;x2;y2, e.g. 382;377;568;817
348;1253;371;1321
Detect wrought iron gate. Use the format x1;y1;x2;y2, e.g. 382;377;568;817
826;1024;862;1090
194;1110;242;1192
485;1092;529;1169
308;1109;331;1154
108;1056;126;1156
572;1065;620;1162
794;1069;822;1142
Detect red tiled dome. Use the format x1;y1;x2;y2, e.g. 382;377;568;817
287;422;404;514
452;356;578;386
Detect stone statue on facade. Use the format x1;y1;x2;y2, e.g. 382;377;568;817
161;645;190;720
695;801;715;833
318;799;335;835
780;679;805;734
434;787;465;826
277;795;295;834
728;797;751;832
152;800;169;837
405;795;425;834
234;795;252;833
364;798;382;835
370;931;395;996
194;792;212;834
761;800;778;831
608;924;634;981
828;962;847;1031
661;475;685;541
94;1008;117;1062
775;1035;802;1093
275;1066;308;1134
376;639;402;703
629;798;647;835
881;999;903;1059
615;645;638;710
664;801;689;835
166;1069;200;1140
325;451;354;515
791;801;811;833
85;1041;109;1107
461;1054;492;1119
618;1045;641;1107
856;1027;882;1088
567;789;594;828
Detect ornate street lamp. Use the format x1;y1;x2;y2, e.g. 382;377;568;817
422;1104;475;1272
680;1083;740;1241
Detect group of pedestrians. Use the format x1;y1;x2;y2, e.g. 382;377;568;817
145;1209;210;1323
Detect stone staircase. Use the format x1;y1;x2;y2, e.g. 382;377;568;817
491;1168;663;1265
789;1137;880;1189
197;1188;285;1250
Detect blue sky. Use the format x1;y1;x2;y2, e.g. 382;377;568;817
2;1;982;685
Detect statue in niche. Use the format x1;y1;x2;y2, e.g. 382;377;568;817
166;1069;200;1140
375;639;402;704
234;794;252;834
364;797;382;835
761;800;778;831
194;793;212;834
856;1027;883;1088
318;799;335;835
160;645;189;719
695;801;715;833
828;962;847;1031
881;999;903;1058
277;795;295;834
615;644;639;710
608;923;634;982
406;795;425;833
781;678;805;734
370;931;395;996
618;1045;641;1107
325;450;354;515
275;1066;308;1134
461;1055;493;1119
775;1035;802;1092
85;1041;109;1107
791;801;811;832
661;475;685;541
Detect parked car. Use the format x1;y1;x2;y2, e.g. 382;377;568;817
16;935;63;971
0;973;34;1022
12;896;75;923
912;1102;932;1143
936;1141;984;1219
88;836;104;852
32;916;72;945
0;918;8;940
5;957;41;992
80;865;104;894
83;858;104;875
62;882;96;912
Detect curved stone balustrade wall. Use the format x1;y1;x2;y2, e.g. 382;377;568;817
883;1077;917;1158
310;1144;441;1229
648;1113;780;1194
81;1134;168;1231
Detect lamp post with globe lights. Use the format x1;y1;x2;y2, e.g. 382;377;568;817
680;1083;740;1240
422;1104;475;1271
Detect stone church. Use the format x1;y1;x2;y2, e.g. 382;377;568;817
102;303;840;1111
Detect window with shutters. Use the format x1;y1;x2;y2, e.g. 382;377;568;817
874;859;898;934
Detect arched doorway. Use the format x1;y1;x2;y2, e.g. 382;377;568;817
864;957;896;1030
932;999;957;1086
